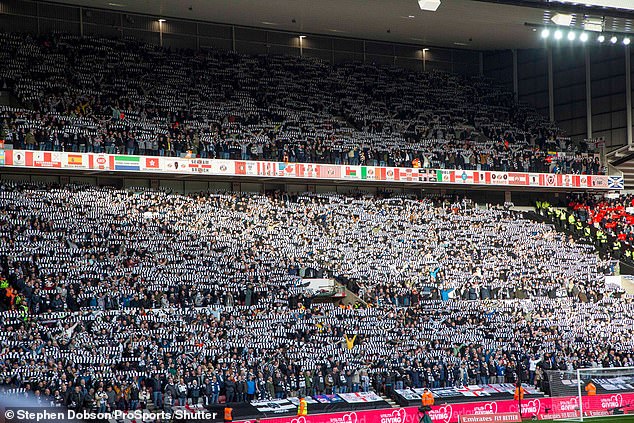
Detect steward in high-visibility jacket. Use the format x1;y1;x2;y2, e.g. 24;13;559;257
585;382;597;396
514;385;526;401
297;397;308;416
224;406;233;422
421;388;434;408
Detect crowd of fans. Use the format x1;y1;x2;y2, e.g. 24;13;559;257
0;28;625;417
569;194;634;243
0;32;602;174
563;193;634;261
0;183;631;413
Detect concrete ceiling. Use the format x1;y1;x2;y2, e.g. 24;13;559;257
44;0;634;50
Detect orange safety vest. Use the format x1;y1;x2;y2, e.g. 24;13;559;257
224;407;233;422
585;383;597;396
298;398;308;416
421;391;434;406
514;386;525;401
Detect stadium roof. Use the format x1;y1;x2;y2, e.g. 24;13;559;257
46;0;634;50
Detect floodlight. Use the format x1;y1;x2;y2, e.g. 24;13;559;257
579;32;589;42
567;31;576;40
541;29;550;38
554;30;563;40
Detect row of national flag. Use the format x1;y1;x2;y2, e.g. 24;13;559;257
0;150;623;190
437;169;621;188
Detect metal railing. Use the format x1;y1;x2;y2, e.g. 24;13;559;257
607;162;624;177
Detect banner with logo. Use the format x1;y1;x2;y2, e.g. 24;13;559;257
460;413;521;423
187;158;212;174
141;156;161;171
162;158;189;172
111;155;140;171
0;150;622;190
337;392;384;404
454;170;477;184
30;151;63;168
91;154;110;170
278;162;297;177
317;165;341;179
235;391;634;423
490;172;509;185
66;153;88;169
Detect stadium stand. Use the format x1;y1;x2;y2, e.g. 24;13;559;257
0;32;603;174
0;0;633;417
0;183;632;417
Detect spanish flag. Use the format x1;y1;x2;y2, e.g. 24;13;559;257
68;154;83;165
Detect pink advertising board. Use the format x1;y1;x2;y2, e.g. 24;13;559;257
237;392;634;423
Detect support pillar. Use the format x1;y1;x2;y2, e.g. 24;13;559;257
512;49;518;101
626;45;632;145
585;47;593;139
548;47;555;122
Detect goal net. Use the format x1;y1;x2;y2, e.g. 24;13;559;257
545;367;634;421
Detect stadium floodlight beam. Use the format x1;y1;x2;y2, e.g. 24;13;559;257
567;31;576;40
418;0;441;11
598;34;605;42
579;32;589;42
541;28;550;38
552;13;574;26
624;37;631;45
611;36;618;43
554;30;563;40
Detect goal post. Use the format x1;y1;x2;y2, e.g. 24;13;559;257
545;367;634;421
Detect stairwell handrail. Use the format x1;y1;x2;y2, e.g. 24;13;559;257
606;144;634;159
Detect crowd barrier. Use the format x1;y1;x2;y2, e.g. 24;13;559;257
0;149;624;190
